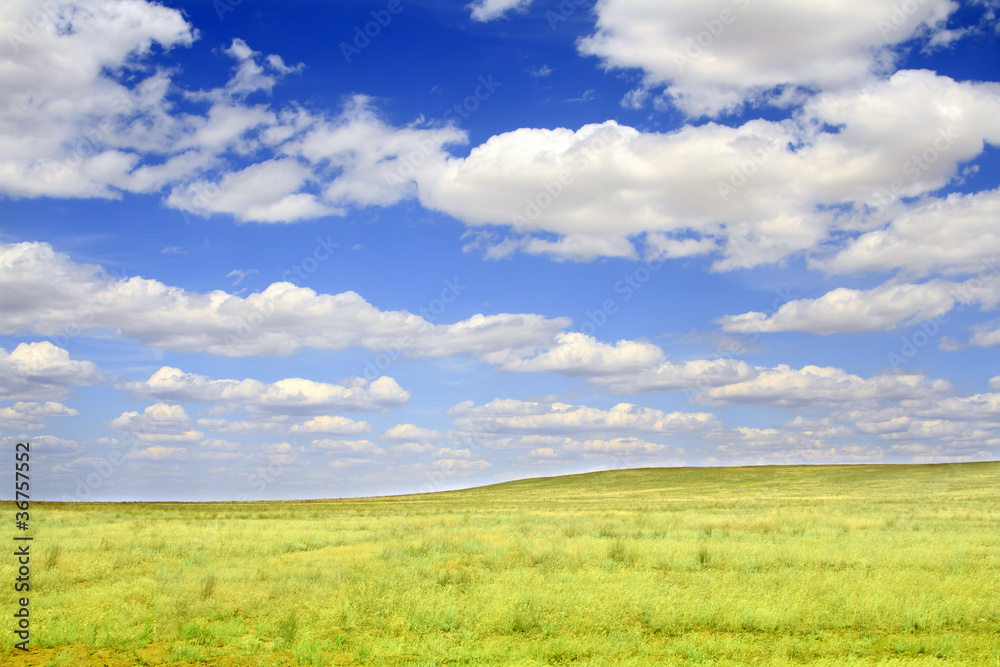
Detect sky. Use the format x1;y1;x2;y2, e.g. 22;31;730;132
1;0;999;501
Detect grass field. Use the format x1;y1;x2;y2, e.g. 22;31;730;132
1;462;999;665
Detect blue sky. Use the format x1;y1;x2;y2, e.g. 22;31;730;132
1;0;999;501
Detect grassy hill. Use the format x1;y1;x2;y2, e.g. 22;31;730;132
2;462;999;665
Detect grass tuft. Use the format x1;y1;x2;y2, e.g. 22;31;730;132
200;574;216;600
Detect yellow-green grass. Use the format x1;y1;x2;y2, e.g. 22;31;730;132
2;462;999;665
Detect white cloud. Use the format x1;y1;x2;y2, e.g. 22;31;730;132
719;275;1000;335
383;424;442;441
196;416;289;434
20;434;81;454
820;189;1000;277
698;366;951;408
165;158;334;223
3;3;998;273
500;332;665;376
120;366;408;413
126;445;189;461
289;415;371;435
416;72;1000;267
516;436;673;464
468;0;533;21
578;0;958;116
447;398;719;436
501;333;759;393
329;457;380;468
968;319;1000;348
111;403;204;443
709;426;884;463
284;95;466;211
0;341;105;401
307;439;385;456
0;0;196;197
939;336;966;352
432;458;490;473
390;442;436;454
0;401;78;430
0;241;567;359
905;391;1000;425
434;447;477;459
0;2;463;224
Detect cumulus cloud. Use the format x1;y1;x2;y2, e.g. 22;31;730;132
0;401;78;430
126;446;189;461
415;72;1000;267
19;434;81;454
0;241;568;358
0;0;196;198
698;366;951;408
905;391;1000;426
119;366;409;413
578;0;958;116
0;1;464;224
967;319;1000;348
514;435;679;466
447;398;719;436
500;333;758;393
165;158;334;223
719;275;1000;335
3;1;998;272
468;0;533;21
820;189;1000;277
307;439;385;456
0;341;105;401
383;423;442;441
500;332;665;375
709;426;883;463
110;403;204;443
195;416;289;435
432;457;490;473
289;416;371;435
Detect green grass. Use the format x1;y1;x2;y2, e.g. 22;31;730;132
2;462;1000;665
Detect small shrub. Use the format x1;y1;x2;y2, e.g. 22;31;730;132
696;546;709;566
44;545;61;571
608;539;637;566
169;644;204;662
279;610;298;645
200;574;216;600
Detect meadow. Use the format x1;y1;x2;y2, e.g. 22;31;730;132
1;462;998;665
